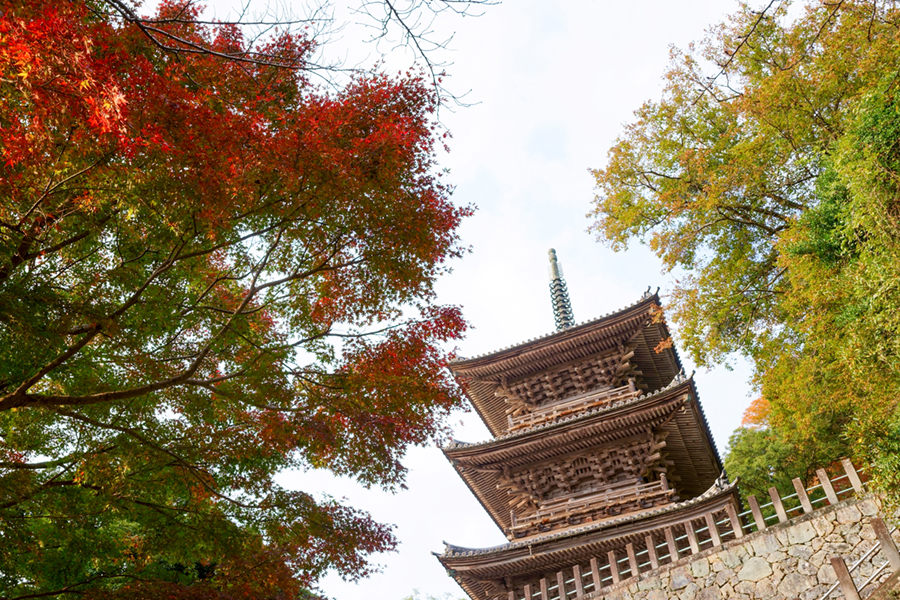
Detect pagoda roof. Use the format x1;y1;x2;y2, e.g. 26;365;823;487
435;479;741;600
437;478;737;560
450;292;682;437
442;375;723;533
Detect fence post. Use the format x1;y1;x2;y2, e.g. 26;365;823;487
572;564;584;597
793;478;814;514
817;468;840;505
842;459;865;494
725;503;744;538
872;517;900;572
665;527;679;562
626;543;639;578
646;535;659;569
590;557;602;591
557;571;567;600
831;556;862;600
768;487;788;523
748;495;767;531
686;520;701;554
705;512;722;547
608;551;620;584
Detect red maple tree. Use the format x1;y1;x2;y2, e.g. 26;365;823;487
0;1;471;597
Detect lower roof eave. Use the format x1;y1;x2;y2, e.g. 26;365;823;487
436;478;740;573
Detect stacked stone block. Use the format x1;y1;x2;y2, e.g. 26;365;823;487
577;496;898;600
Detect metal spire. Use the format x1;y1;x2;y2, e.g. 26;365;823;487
548;248;575;331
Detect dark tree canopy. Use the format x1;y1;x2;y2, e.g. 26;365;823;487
0;0;478;597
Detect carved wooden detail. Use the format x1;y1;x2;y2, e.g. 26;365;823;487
495;345;645;423
499;430;675;537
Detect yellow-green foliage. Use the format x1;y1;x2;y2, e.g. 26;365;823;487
591;0;900;502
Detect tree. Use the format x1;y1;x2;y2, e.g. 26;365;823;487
589;0;900;502
0;0;475;597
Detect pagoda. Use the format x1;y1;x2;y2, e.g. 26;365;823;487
435;250;742;600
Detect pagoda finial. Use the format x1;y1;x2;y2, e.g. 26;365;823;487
548;249;575;330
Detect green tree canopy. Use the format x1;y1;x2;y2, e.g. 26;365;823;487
590;0;900;501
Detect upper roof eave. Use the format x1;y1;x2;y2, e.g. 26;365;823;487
449;291;661;372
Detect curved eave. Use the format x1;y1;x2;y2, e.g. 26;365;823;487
436;479;739;564
450;294;684;437
450;292;662;371
442;376;722;532
445;375;693;455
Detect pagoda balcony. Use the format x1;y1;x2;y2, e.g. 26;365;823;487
507;383;640;433
510;478;676;538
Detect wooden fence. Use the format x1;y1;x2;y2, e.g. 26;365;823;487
510;459;866;600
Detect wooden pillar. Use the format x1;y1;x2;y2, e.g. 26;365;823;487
748;495;767;531
626;543;639;577
590;557;602;591
572;564;584;597
685;521;700;554
842;458;865;494
792;478;814;513
665;527;679;562
660;473;669;490
608;551;620;584
872;517;900;572
704;512;722;547
725;503;744;538
557;571;566;600
645;535;659;569
831;556;861;600
508;592;515;600
817;468;839;505
539;577;549;600
768;487;788;523
524;584;532;600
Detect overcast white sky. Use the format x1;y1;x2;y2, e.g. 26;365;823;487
163;0;756;597
272;1;760;599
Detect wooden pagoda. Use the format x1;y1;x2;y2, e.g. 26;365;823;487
435;252;740;600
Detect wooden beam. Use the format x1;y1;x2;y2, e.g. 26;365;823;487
842;458;865;494
686;521;700;554
539;577;549;600
792;478;813;514
523;584;532;600
817;468;839;505
608;551;620;584
626;543;639;578
872;517;900;572
665;527;679;562
572;564;584;597
590;557;602;591
768;487;788;523
725;503;744;538
831;556;861;600
705;512;722;547
557;571;566;600
646;535;659;569
508;592;515;600
748;495;767;531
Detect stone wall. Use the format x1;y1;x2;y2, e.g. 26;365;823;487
578;495;898;600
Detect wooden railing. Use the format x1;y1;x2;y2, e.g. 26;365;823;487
508;384;640;432
508;459;866;600
822;518;899;600
511;479;673;534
